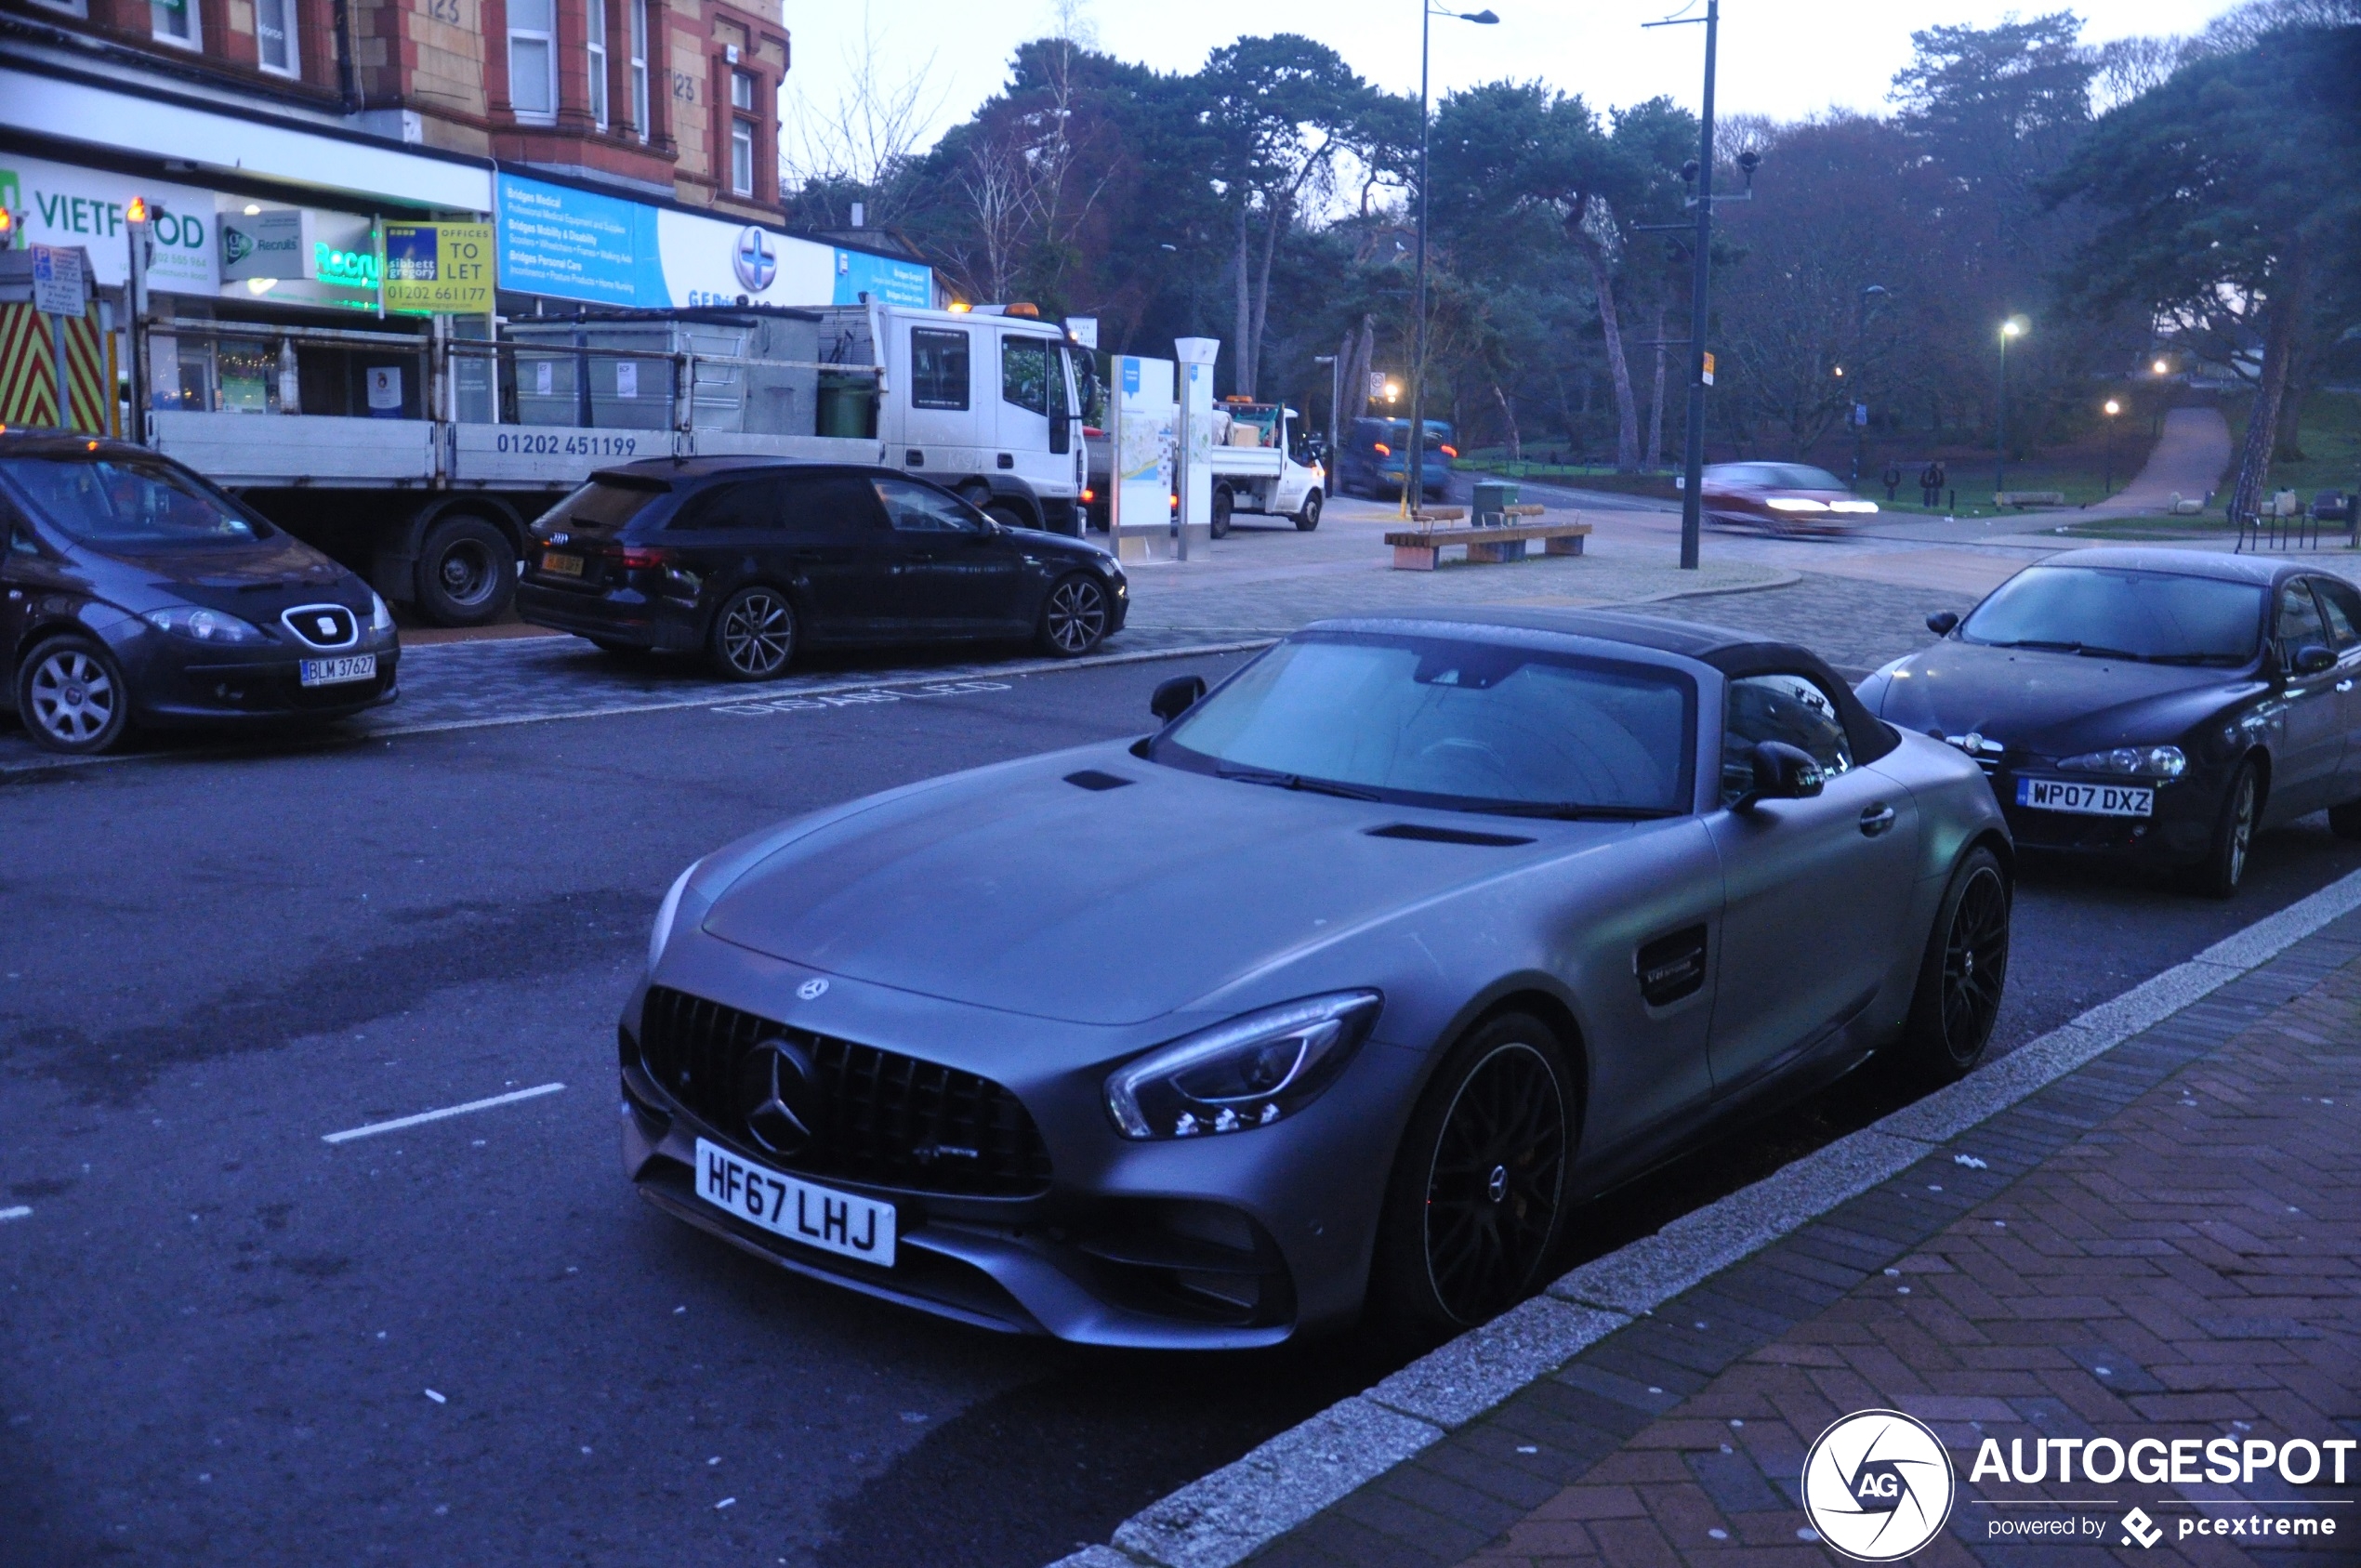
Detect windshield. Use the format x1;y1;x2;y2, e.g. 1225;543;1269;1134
539;476;668;535
1960;567;2265;664
1154;631;1694;817
1;455;265;547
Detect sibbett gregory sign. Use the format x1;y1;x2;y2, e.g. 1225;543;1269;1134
0;155;216;292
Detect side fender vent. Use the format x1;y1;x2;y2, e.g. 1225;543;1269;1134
1365;823;1536;848
1065;770;1134;792
1636;924;1708;1008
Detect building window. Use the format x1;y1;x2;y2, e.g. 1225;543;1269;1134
508;0;556;121
627;0;650;141
151;0;199;47
730;70;757;196
586;0;609;129
256;0;297;73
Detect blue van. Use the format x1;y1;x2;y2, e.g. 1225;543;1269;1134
1336;417;1456;501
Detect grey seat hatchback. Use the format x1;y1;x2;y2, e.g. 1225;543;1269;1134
0;431;399;755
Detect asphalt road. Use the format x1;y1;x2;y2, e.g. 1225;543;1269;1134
7;647;2361;1568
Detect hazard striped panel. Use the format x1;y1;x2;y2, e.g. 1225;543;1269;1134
0;303;116;435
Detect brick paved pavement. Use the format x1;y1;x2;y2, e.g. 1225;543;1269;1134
1244;914;2361;1568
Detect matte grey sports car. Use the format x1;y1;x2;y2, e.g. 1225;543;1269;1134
619;610;2012;1348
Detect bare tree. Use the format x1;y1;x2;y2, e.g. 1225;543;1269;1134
779;5;950;229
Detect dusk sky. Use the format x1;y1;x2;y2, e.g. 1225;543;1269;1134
783;0;2234;167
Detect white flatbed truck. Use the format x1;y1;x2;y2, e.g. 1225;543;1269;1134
1205;400;1324;536
132;301;1089;624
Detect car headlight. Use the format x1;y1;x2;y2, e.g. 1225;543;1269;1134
369;591;395;634
142;605;269;644
648;863;696;973
1104;991;1381;1140
1765;497;1830;512
1828;500;1880;514
2057;744;2186;779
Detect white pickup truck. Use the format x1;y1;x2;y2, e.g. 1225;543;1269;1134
1207;400;1325;535
131;301;1089;624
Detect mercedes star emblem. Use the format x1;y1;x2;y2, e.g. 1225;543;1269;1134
738;1036;820;1155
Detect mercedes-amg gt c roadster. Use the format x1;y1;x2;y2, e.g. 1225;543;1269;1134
617;610;2011;1348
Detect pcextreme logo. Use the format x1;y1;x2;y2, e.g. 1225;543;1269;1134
1802;1410;1957;1561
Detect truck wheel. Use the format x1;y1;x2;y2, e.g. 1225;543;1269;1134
415;515;517;626
985;503;1031;533
1294;488;1323;532
1209;487;1233;540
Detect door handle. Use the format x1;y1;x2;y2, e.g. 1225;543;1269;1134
1860;803;1896;837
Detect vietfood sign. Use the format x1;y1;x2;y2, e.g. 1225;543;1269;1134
0;155;216;292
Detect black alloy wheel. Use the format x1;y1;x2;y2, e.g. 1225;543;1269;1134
16;635;131;755
1373;1014;1572;1341
1294;489;1323;532
1037;573;1109;658
415;514;517;626
2191;760;2260;899
1209;487;1233;540
1901;846;2010;1083
708;586;797;680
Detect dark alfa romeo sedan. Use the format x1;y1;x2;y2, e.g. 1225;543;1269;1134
1856;547;2361;897
516;458;1129;679
0;432;399;755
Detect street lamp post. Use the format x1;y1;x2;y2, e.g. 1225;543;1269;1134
1405;2;1498;519
2102;398;2121;497
1850;283;1888;487
1995;317;2025;499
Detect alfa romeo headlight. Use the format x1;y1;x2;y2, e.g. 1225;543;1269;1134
143;605;269;644
2057;744;2186;778
1104;991;1381;1140
1766;497;1829;512
648;863;696;973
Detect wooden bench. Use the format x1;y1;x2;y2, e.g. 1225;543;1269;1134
1385;518;1592;571
1994;490;2066;508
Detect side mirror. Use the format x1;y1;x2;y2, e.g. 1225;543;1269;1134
1926;611;1959;637
2294;643;2338;677
1150;674;1206;723
1736;740;1825;812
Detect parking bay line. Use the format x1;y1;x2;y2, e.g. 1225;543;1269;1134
323;1083;566;1145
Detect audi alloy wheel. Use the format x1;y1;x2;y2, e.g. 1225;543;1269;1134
709;587;797;680
1039;574;1110;658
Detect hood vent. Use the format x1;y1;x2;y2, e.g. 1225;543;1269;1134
1365;823;1535;848
1064;770;1134;792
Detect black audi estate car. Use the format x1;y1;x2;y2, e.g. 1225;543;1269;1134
516;459;1129;679
0;432;398;755
1857;547;2361;897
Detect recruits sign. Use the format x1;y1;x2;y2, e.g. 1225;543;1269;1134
384;223;494;314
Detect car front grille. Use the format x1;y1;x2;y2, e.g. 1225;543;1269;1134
638;985;1052;1198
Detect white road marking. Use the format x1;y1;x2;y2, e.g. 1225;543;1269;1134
323;1083;566;1145
0;1206;30;1223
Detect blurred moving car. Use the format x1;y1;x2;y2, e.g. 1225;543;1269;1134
0;431;398;755
517;457;1128;679
1856;548;2361;898
622;609;2011;1347
1699;462;1881;535
1336;417;1456;502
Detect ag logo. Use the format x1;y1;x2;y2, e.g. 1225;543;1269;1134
732;225;777;293
1800;1409;1955;1561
